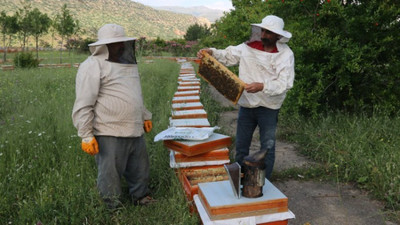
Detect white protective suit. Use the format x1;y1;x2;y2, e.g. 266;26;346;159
210;41;295;109
72;44;152;139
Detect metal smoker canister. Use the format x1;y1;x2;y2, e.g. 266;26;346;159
241;150;268;198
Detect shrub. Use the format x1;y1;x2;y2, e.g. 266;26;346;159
78;38;95;54
13;52;39;68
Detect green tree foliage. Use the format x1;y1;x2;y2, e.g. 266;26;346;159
15;2;32;50
154;36;166;48
53;4;79;63
184;23;211;41
28;8;51;59
202;0;269;48
202;0;400;117
0;11;19;62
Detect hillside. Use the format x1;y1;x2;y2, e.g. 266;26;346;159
154;6;225;23
0;0;210;40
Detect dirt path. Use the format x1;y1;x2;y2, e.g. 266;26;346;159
209;86;396;225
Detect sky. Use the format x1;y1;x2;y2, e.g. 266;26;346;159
132;0;234;12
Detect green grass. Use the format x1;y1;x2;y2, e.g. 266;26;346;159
1;50;89;66
278;111;400;213
0;59;200;224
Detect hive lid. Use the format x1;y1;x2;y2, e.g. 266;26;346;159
174;90;200;97
171;109;207;119
178;81;200;86
169;118;210;128
193;195;295;224
177;86;201;91
172;96;200;104
198;179;288;220
172;102;204;111
164;133;231;156
170;150;230;168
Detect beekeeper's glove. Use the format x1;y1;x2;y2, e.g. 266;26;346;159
81;137;99;156
144;120;153;133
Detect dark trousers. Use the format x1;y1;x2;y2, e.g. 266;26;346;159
235;106;279;179
95;135;150;204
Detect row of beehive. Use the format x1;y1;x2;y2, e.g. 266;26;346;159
164;61;232;209
164;60;294;225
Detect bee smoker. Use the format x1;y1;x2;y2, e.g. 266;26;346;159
224;149;268;198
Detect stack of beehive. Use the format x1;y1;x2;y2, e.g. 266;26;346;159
164;60;232;210
164;59;295;224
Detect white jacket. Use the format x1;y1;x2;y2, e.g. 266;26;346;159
210;42;295;109
72;45;151;138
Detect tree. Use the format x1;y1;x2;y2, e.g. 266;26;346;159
184;23;211;41
0;11;19;62
53;4;78;63
16;2;32;51
28;8;51;59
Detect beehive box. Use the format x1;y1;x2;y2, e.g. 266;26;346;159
198;179;288;220
178;77;200;82
169;118;210;128
194;195;294;225
178;81;200;86
198;51;245;105
172;96;200;104
177;86;201;91
178;74;196;78
180;70;195;74
171;109;207;119
173;148;229;163
164;133;231;156
177;165;228;201
172;102;204;111
174;90;200;97
1;65;15;71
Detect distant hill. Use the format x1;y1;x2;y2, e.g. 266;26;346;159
0;0;210;40
154;6;225;23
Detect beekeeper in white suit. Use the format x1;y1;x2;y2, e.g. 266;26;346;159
197;15;295;180
72;24;155;209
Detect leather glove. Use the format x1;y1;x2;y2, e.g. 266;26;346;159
81;137;99;156
144;120;153;133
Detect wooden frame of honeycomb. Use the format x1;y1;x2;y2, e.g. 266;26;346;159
198;51;245;105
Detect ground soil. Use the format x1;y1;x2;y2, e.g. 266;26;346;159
209;85;398;225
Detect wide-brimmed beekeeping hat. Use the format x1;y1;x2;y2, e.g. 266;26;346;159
88;24;136;46
251;15;292;39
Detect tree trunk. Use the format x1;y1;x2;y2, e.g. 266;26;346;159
23;33;26;51
2;34;6;63
59;36;63;64
36;36;39;59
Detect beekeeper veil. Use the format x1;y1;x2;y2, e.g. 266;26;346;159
248;15;292;43
88;24;137;64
